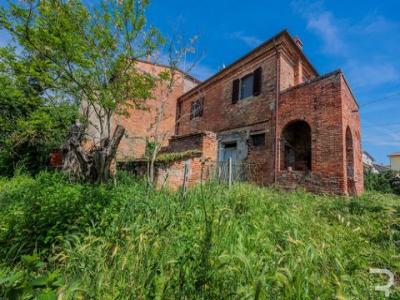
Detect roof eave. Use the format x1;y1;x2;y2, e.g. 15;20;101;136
178;29;319;101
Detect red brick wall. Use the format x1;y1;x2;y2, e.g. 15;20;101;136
341;75;363;195
155;158;204;191
176;54;278;136
115;61;198;161
167;131;218;161
277;71;363;195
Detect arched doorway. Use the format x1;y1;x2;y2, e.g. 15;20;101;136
281;120;312;171
346;127;355;195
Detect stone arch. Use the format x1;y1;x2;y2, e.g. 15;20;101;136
345;126;355;195
280;120;312;171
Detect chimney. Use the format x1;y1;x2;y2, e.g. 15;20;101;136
293;36;303;50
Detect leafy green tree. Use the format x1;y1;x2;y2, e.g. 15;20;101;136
0;47;43;148
0;0;164;183
0;45;78;176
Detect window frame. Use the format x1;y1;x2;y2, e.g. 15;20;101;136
239;73;255;100
232;67;262;103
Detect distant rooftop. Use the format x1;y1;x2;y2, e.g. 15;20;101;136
388;152;400;157
363;151;375;161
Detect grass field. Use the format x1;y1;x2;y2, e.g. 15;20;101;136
0;172;399;299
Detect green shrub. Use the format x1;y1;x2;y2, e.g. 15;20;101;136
0;254;63;299
365;170;400;195
390;175;400;194
0;172;115;262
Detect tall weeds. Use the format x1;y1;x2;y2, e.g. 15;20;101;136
0;172;399;299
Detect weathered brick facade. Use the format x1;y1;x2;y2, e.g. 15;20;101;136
115;60;199;161
277;71;363;194
160;29;363;195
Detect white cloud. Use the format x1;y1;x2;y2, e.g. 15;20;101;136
292;1;400;88
291;1;347;56
346;61;400;89
306;12;346;55
363;122;400;147
230;31;262;48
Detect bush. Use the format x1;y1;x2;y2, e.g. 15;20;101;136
390;175;400;194
0;172;120;261
0;104;78;177
364;170;400;195
0;254;63;299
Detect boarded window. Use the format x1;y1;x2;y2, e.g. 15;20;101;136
251;133;265;147
190;98;204;119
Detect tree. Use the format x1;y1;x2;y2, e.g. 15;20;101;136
0;47;43;149
0;0;164;183
0;45;78;176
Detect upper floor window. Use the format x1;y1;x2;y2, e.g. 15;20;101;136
190;98;204;119
240;74;254;99
232;67;262;103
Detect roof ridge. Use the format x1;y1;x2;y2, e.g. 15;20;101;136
133;58;201;83
178;29;319;100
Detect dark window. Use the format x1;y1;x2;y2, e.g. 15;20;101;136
224;142;237;149
232;67;263;102
251;133;265;147
190;98;204;119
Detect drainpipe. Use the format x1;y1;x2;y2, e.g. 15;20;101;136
273;39;280;184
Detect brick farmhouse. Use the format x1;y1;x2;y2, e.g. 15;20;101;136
118;29;363;196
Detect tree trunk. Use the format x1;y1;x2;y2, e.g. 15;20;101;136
63;122;125;183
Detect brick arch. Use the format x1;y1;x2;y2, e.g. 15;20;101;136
280;120;312;171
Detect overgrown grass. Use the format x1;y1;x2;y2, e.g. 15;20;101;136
0;172;399;299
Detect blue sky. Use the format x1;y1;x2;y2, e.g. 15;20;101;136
1;0;399;164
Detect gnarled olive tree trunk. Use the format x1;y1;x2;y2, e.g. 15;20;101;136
63;122;125;184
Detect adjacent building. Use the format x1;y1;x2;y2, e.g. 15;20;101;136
363;151;389;174
115;60;199;161
389;153;400;172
